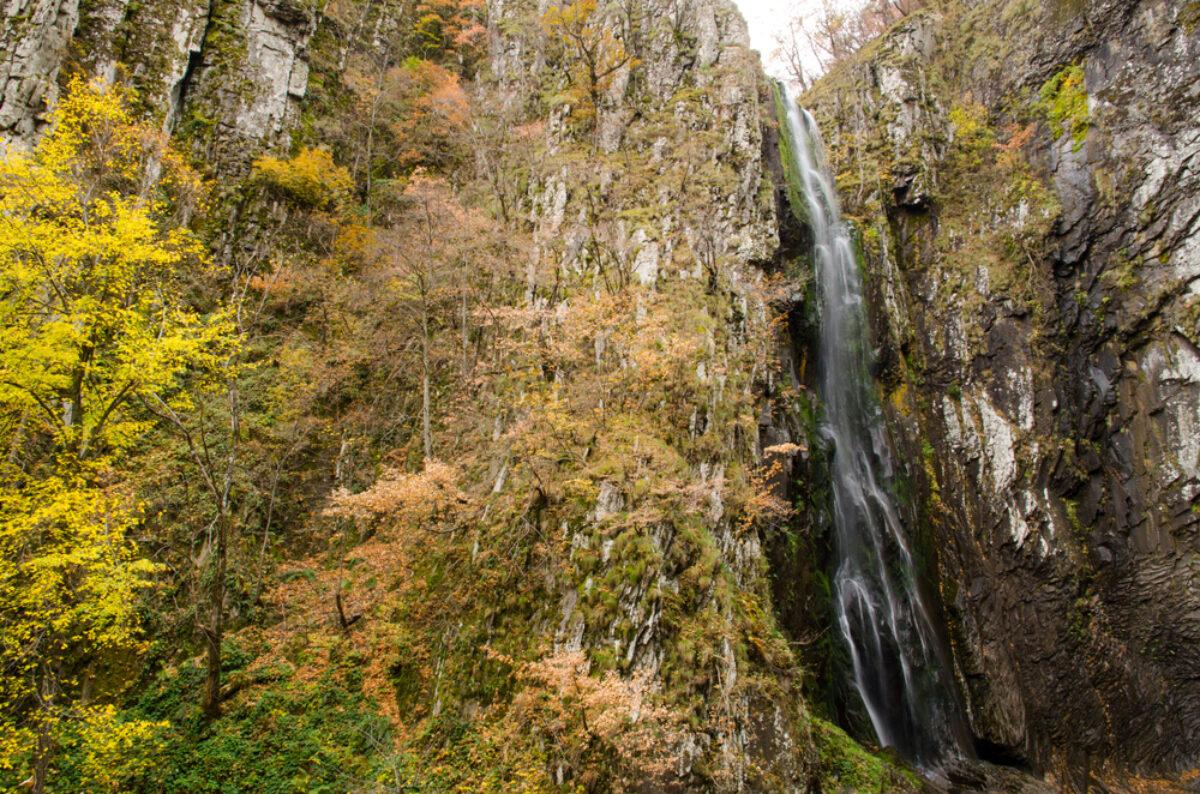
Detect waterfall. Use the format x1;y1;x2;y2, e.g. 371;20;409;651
778;85;971;765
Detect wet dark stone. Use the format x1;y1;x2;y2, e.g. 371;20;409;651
801;0;1200;787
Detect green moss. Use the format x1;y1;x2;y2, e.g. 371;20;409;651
1063;497;1082;532
1180;2;1200;33
1068;595;1093;642
1046;0;1088;21
1038;64;1090;150
1102;250;1141;291
810;716;921;792
772;81;812;229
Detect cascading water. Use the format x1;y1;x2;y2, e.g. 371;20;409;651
778;86;972;766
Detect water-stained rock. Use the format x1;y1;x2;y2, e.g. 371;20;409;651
803;0;1200;787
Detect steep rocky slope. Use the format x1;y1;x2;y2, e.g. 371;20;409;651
801;0;1200;787
0;0;311;156
402;0;820;786
2;0;920;789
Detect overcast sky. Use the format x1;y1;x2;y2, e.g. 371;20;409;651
733;0;828;79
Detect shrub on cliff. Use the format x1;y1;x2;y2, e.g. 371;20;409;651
252;148;353;209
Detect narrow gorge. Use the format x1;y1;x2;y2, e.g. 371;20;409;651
0;0;1197;791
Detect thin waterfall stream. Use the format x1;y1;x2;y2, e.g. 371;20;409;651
778;86;972;766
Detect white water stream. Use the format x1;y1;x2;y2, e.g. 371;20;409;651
779;87;971;765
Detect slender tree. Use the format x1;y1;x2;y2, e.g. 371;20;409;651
0;78;232;790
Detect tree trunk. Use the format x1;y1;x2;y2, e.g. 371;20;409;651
64;347;90;431
31;661;59;793
32;718;50;793
203;377;238;719
202;510;227;720
421;301;432;460
460;282;469;378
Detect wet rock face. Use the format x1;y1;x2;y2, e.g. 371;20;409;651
805;0;1199;786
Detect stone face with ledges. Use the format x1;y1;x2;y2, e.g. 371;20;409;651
803;0;1200;785
0;0;79;149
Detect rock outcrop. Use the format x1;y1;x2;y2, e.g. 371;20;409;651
1;0;312;158
0;0;80;147
802;0;1200;787
484;0;818;785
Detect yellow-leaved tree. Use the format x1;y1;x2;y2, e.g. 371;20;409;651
0;78;234;791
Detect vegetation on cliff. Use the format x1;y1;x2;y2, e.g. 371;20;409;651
0;0;909;790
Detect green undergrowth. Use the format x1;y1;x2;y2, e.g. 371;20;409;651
35;638;551;792
26;641;393;792
1038;64;1089;150
34;636;555;791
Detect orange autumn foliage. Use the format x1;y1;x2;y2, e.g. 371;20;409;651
998;121;1037;152
391;59;470;170
413;0;486;58
501;649;684;786
340;54;470;182
324;459;462;527
542;0;636;132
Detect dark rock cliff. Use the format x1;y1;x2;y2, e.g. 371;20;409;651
802;0;1200;788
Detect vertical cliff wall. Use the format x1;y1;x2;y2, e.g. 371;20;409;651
474;0;815;786
801;0;1200;787
0;0;311;158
